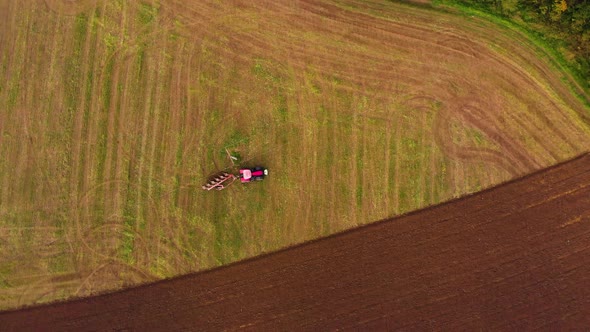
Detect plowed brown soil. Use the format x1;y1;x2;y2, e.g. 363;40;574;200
3;0;590;310
2;153;590;330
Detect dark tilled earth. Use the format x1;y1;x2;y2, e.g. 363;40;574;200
2;153;590;330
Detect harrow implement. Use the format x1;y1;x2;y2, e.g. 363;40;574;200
201;172;236;191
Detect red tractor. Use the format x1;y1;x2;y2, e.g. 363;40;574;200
238;167;269;183
202;167;268;191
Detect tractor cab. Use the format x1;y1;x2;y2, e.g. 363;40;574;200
240;169;252;181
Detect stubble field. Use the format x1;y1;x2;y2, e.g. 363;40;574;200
2;153;590;330
1;0;589;309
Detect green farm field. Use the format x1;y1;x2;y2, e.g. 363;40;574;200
1;0;589;309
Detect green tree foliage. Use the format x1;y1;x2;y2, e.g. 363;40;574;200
444;0;590;90
562;1;590;76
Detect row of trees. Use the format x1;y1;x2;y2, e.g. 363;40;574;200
452;0;590;89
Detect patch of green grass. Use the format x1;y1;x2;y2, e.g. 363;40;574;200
64;13;89;120
222;130;250;152
93;48;115;210
0;278;10;290
435;158;451;201
225;220;244;261
304;69;322;95
103;32;119;50
95;129;108;178
121;179;138;264
137;2;158;26
356;141;365;208
252;59;283;85
472;128;484;145
331;74;343;86
4;23;23;108
388;134;398;203
172;137;184;205
0;262;14;289
48;253;69;274
208;107;220;123
317;105;336;169
213;205;245;265
0;49;7;80
63;13;90;194
6;81;19;109
185;216;200;253
83;31;97;121
120;228;135;264
135;43;147;74
227;150;243;164
398;136;424;213
274;94;288;122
